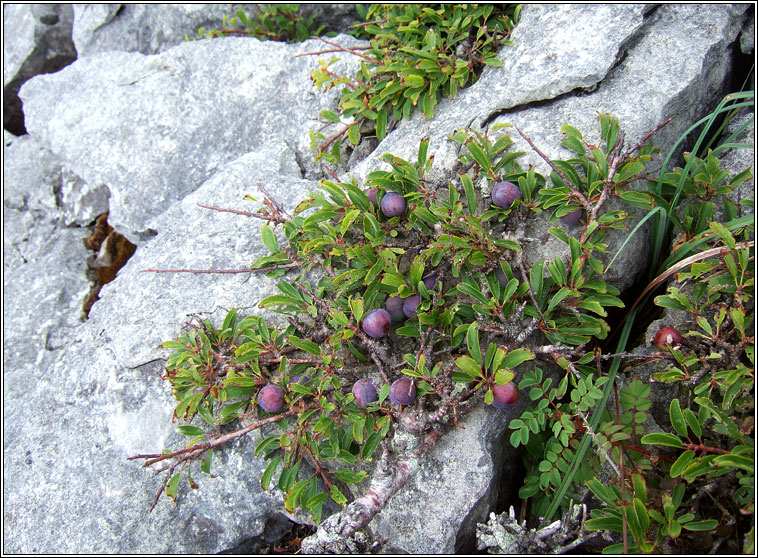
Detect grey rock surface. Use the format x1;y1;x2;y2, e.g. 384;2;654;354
72;4;360;58
372;401;527;554
3;3;77;134
3;3;754;555
72;4;235;56
740;9;754;54
19;34;365;242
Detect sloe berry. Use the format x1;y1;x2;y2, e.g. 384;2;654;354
560;208;583;226
363;308;391;338
381;192;406;218
258;384;285;413
384;295;406;323
422;273;438;290
352;378;378;407
366;188;378;205
491;181;521;208
403;295;421;318
389;377;416;406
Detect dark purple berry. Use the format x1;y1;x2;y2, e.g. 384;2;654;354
352;378;378;407
561;208;583;226
289;373;311;385
362;308;391;338
492;382;519;410
403;294;421;318
491;181;521;208
422;273;438;290
654;327;682;350
258;384;285;413
380;192;406;218
389;377;416;406
366;188;378;205
385;295;406;323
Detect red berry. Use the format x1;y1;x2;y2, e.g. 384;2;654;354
492;382;519;410
654;327;682;349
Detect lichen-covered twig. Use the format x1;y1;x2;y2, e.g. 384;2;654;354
476;503;599;554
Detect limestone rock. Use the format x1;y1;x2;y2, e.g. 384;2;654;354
19;34;365;241
3;4;77;135
72;4;235;56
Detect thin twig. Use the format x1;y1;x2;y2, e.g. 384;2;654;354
142;262;300;275
142;268;254;274
197;204;257;217
313;36;383;66
513;125;592;212
295;46;371;57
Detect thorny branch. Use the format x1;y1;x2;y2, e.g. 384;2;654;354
129;404;318;512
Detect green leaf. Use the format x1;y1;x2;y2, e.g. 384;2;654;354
547;286;571;314
530;260;545;297
287;335;321;355
285;477;310;512
348;123;360;146
683;408;702;438
177;425;206;437
165;472;181;503
466;141;491;172
351;298;364;322
460;174;477;214
261;455;281;491
334;468;368;484
261;224;279;253
641;432;683;448
320;109;341;123
632;473;647;505
361;431;382;460
683;519;719;532
330;484;347;506
712;454;754;472
376;107;388;140
634;498;650;533
466;323;481;364
669;399;688;438
455;355;483;378
501;348;535;370
670;450;695;478
200;449;213;475
586;517;623;532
